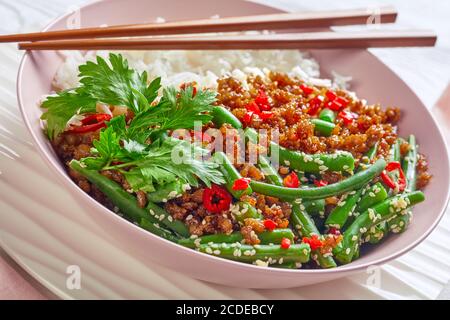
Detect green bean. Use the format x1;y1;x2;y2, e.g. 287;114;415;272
311;118;335;136
179;233;242;248
250;159;386;200
258;156;285;186
258;228;295;244
303;199;326;217
356;182;388;242
212;151;252;199
364;140;401;240
146;202;190;237
178;228;295;248
370;137;415;238
402;135;417;192
319;108;336;123
197;243;311;264
334;191;425;264
390;139;401;162
291;203;337;268
355;182;388;214
358;142;378;172
366;143;378;160
365;221;388;244
248;129;354;173
387;210;412;233
244;128;283;186
274;145;354;173
70;160;177;241
147;179;186;203
325;188;363;229
211;106;242;129
139;218;178;242
230;201;263;223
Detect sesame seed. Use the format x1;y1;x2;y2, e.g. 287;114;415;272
255;260;269;267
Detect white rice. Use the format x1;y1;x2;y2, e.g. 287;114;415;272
53;49;350;91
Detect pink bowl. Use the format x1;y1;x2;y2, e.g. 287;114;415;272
17;0;450;288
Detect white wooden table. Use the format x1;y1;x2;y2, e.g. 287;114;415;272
0;0;449;299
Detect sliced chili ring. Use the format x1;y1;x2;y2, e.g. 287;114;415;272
380;161;406;192
68;113;112;134
283;172;300;188
232;177;251;191
202;184;232;214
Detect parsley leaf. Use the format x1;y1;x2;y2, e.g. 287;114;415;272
80;125;123;170
128;86;216;141
78;53;161;114
104;138;224;192
41;53;161;139
40;90;96;139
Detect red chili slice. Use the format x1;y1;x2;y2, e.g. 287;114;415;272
259;111;273;120
283;172;300;188
325;90;337;101
327;100;343;111
259;104;271;111
255;89;269;107
202;184;232;214
302;234;323;250
242;111;254;124
300;84;314;95
338;110;357;125
245;101;261;114
381;161;406;192
280;237;291;249
314;179;328;187
335;96;349;108
68;113;111;134
232;177;251;191
307;96;324;115
263;219;277;231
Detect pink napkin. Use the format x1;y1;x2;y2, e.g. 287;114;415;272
0;250;47;300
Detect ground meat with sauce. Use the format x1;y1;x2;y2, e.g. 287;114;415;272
164;188;238;236
217;73;399;161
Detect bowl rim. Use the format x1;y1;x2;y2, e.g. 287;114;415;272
16;0;450;277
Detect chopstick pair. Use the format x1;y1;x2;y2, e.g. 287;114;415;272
0;6;437;50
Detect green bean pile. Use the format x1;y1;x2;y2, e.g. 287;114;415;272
69;104;425;269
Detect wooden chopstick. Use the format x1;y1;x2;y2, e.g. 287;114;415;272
18;30;437;51
1;6;397;42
